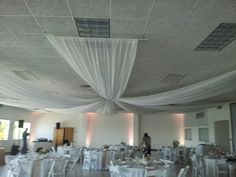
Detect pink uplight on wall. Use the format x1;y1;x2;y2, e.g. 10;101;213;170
174;113;185;145
127;113;134;145
86;113;96;147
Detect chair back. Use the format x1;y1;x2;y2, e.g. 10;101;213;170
66;155;80;177
177;166;190;177
216;160;228;177
108;165;122;177
160;159;174;167
144;169;160;177
48;159;68;177
82;150;91;170
7;160;20;177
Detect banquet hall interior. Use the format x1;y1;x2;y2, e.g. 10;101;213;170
0;0;236;177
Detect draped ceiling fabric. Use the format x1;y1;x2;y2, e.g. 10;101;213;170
0;36;236;114
48;36;138;113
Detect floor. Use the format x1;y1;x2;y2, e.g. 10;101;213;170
0;155;192;177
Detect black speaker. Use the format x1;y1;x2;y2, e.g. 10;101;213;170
56;122;60;129
18;120;24;128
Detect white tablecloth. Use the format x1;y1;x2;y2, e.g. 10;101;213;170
118;164;175;177
83;150;115;170
204;158;226;177
31;142;54;152
10;154;67;177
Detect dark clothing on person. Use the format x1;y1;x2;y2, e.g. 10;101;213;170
142;133;151;157
22;129;30;154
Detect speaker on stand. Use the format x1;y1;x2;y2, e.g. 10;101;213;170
18;120;24;128
56;122;60;129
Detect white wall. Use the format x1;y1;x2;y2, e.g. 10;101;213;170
207;105;232;150
85;113;138;147
0;105;187;152
0;105;39;152
32;112;85;146
0;105;140;151
184;110;209;147
184;104;232;150
139;113;184;148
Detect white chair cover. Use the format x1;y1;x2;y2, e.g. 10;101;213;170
7;159;20;177
109;165;122;177
83;151;91;170
48;159;68;177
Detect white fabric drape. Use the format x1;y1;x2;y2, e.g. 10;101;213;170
1;35;236;114
0;69;103;113
48;36;138;113
119;70;236;107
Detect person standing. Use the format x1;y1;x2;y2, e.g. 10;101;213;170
22;128;30;154
142;132;151;157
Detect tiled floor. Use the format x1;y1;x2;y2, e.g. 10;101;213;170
0;155;192;177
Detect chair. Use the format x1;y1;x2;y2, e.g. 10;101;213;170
163;147;172;161
7;160;20;177
82;151;91;170
90;151;99;170
190;155;197;177
48;159;68;177
66;156;80;177
108;165;122;177
177;166;190;177
144;169;167;177
160;159;174;167
51;147;56;153
216;160;228;177
177;147;187;164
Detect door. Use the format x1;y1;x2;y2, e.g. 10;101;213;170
214;120;230;152
54;128;64;145
64;128;74;144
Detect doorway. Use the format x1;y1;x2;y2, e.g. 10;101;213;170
214;120;230;152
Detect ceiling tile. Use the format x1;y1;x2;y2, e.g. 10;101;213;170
144;19;181;41
0;22;10;33
150;0;197;21
25;0;71;16
0;34;21;46
0;16;43;33
37;17;78;36
189;0;235;22
0;46;30;56
68;0;110;18
111;19;146;38
0;0;31;15
15;34;52;47
25;46;61;58
111;0;154;19
0;48;7;56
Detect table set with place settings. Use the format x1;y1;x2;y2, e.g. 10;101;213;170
83;149;116;170
7;153;69;177
113;158;176;177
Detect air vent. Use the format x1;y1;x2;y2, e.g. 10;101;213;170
195;23;236;51
80;84;91;89
196;112;204;119
74;18;110;38
161;73;187;84
13;71;39;80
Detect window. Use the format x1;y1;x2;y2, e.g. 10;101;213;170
13;121;31;140
199;127;209;142
185;128;192;140
0;119;10;140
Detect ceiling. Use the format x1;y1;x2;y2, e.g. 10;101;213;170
0;0;236;114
